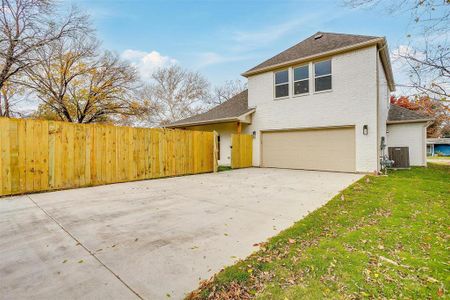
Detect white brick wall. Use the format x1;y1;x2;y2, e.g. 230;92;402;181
244;46;380;172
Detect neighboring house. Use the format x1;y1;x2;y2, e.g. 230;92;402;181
168;32;432;172
427;138;450;156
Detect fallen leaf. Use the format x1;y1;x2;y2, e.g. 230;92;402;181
379;256;398;266
288;238;296;244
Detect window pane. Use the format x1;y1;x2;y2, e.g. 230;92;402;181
315;60;331;76
315;75;332;91
275;70;288;84
294;66;309;81
275;84;289;98
294;80;309;94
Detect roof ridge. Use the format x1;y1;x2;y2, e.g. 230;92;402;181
316;31;381;39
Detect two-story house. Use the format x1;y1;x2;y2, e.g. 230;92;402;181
168;32;432;173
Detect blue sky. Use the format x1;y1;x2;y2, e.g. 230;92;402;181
63;0;414;88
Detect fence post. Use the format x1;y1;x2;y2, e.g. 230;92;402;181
213;131;218;173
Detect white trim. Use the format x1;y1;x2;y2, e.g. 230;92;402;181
386;119;433;124
313;59;332;92
292;64;310;96
273;69;290;99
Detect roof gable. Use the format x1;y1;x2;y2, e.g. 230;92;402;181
243;32;381;75
241;31;394;91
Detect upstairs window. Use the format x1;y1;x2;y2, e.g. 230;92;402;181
293;65;309;95
314;60;332;92
274;70;289;98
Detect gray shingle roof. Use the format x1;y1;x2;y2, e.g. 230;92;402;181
388;104;432;123
243;32;381;76
168;90;252;127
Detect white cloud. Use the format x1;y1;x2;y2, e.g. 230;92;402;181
391;45;426;61
121;50;177;81
232;19;303;49
196;52;250;68
229;10;346;52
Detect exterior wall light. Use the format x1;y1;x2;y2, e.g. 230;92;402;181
363;125;368;135
252;131;256;138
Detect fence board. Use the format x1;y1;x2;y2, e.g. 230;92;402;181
0;117;214;196
231;134;253;169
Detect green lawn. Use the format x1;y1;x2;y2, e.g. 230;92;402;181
188;164;449;299
218;165;232;172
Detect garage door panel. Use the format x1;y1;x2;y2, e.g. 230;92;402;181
262;127;355;172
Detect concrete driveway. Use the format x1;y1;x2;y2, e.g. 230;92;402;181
0;168;362;300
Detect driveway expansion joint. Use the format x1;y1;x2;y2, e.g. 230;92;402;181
25;195;144;300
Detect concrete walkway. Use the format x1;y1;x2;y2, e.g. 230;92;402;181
0;168;362;300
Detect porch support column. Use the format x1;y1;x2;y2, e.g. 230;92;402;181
237;121;242;134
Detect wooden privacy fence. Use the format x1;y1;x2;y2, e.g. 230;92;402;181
0;117;216;196
231;134;253;169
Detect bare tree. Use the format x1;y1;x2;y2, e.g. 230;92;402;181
0;0;89;117
23;33;141;123
393;42;449;98
343;0;449;33
344;0;449;98
139;65;210;126
0;78;25;116
209;79;247;106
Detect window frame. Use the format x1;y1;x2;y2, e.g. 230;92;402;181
292;64;310;96
273;69;290;99
313;59;332;93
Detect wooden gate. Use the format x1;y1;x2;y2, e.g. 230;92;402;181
231;134;253;169
388;147;410;168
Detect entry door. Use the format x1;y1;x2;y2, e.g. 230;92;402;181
261;127;356;172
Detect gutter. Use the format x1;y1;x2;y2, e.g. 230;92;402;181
386;118;434;125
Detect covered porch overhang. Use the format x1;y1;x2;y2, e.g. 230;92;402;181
166;109;255;134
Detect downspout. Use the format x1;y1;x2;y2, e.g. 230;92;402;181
376;47;380;172
376;41;389;172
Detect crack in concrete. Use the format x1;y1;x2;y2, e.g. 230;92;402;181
26;195;144;300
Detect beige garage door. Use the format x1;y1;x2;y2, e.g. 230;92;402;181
261;127;356;172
